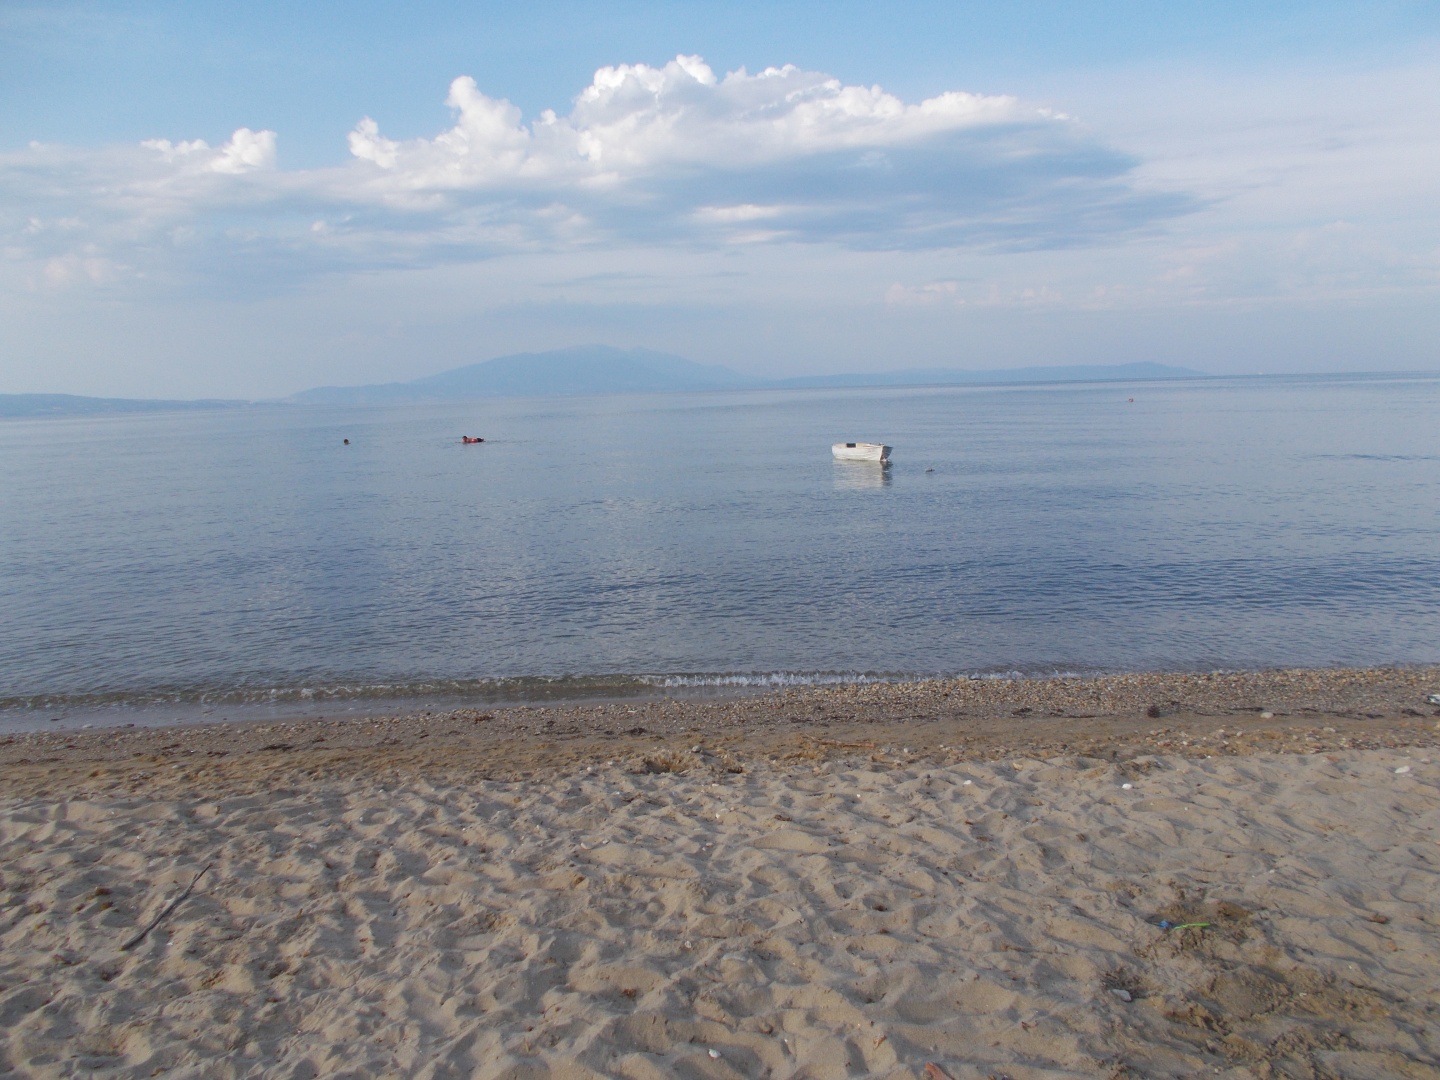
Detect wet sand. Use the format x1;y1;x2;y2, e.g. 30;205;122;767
2;667;1439;1078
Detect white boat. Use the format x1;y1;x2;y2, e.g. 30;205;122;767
832;441;892;463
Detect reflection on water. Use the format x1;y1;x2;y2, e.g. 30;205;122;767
832;461;893;490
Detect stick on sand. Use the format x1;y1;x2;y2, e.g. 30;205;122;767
120;864;211;951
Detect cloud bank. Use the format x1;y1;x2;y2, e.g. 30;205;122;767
4;56;1191;293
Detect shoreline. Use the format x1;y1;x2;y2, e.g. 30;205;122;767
10;661;1440;735
3;665;1437;800
0;680;780;736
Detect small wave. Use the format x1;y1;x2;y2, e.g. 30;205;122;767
0;675;654;713
1313;453;1440;463
639;671;913;689
0;663;1362;727
0;671;931;715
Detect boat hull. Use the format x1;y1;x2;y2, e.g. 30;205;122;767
832;442;891;463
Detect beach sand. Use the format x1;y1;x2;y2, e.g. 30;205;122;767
2;668;1439;1078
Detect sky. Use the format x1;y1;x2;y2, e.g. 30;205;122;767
3;1;1438;398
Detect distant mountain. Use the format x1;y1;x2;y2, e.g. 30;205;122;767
3;353;1209;418
290;345;755;404
292;349;1205;403
0;393;243;419
770;361;1206;388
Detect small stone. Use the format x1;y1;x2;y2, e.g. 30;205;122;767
1394;766;1411;774
1111;988;1132;1002
1260;712;1274;719
1121;783;1133;790
708;1049;722;1059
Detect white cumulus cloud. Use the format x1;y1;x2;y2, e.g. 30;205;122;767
348;55;1036;188
141;127;277;173
211;128;277;173
1;56;1189;294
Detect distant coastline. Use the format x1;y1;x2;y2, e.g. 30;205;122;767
289;346;1209;404
4;346;1213;418
0;393;247;420
13;349;1438;419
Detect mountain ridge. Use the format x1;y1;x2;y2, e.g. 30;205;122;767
290;346;753;404
288;345;1208;404
4;347;1211;417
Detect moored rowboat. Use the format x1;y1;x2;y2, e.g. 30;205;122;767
832;442;891;463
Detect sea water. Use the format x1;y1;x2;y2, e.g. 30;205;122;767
2;374;1437;730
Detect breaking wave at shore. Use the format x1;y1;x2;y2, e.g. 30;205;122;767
0;670;970;714
0;667;1143;732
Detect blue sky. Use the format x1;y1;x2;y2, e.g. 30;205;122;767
3;1;1438;397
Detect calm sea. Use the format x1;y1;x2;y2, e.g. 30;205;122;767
2;374;1438;730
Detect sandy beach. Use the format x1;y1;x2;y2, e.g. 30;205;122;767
3;668;1439;1078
